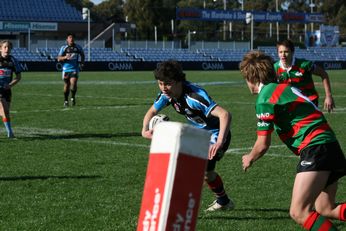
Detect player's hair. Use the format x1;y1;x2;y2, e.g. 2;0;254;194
154;60;186;82
239;51;276;85
66;33;75;38
276;39;295;53
0;40;13;49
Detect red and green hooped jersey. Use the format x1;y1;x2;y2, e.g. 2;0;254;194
255;83;336;155
274;58;319;102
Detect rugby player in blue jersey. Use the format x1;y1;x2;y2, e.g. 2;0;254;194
57;33;85;107
0;40;22;138
141;60;234;212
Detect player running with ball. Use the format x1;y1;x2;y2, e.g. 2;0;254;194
141;60;235;212
240;50;346;230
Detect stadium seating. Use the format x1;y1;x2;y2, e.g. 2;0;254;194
0;0;83;22
11;46;346;63
121;48;214;62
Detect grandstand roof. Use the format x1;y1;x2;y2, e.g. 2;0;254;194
0;0;84;22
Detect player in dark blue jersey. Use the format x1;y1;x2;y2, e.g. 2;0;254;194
142;60;234;211
57;33;85;107
0;40;22;138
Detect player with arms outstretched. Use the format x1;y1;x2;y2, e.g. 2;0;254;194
142;60;234;212
240;50;346;230
57;33;85;107
0;40;22;138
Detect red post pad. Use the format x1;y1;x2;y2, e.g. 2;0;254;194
137;122;210;231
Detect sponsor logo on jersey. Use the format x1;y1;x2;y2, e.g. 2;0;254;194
257;121;270;127
300;160;313;167
0;69;11;77
256;113;271;119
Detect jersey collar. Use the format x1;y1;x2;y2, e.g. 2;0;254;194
279;55;296;72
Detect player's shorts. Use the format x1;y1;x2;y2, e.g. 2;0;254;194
297;141;346;186
62;71;79;82
206;130;231;171
0;87;12;102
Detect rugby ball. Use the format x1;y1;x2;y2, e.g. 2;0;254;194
149;114;169;130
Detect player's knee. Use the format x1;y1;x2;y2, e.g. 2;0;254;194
289;207;308;225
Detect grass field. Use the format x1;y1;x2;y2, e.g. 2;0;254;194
0;70;345;230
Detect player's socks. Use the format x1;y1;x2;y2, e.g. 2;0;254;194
303;211;337;231
339;203;346;221
207;174;230;205
71;88;77;99
3;117;14;138
70;88;77;106
64;91;69;102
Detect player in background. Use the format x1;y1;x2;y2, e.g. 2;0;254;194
0;40;22;138
57;33;85;107
240;50;346;230
141;60;234;212
274;39;335;112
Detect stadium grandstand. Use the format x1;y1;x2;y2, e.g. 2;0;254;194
1;0;346;68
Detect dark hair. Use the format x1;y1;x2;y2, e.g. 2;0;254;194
276;39;295;53
239;51;276;85
66;33;75;38
154;60;186;82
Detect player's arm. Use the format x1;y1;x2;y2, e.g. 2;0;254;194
209;105;231;160
312;65;335;112
79;46;85;66
142;105;158;139
57;47;69;62
57;53;70;62
242;134;271;171
8;72;21;89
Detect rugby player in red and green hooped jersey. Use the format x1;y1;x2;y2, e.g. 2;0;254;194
274;39;335;113
240;50;346;231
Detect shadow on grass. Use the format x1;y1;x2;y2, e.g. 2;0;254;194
19;132;141;141
0;175;101;181
200;207;291;221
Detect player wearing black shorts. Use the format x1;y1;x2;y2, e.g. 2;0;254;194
57;33;85;107
0;40;22;138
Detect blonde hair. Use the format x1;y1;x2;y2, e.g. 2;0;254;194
0;40;13;49
239;50;276;85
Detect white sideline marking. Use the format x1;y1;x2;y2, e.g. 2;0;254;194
11;105;141;114
21;80;243;86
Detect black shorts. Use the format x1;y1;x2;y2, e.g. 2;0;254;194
0;88;12;102
63;71;79;82
297;141;346;186
206;130;231;172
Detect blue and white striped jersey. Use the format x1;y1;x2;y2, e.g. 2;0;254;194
153;81;220;136
58;44;84;73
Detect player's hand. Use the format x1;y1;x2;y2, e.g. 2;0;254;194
324;96;335;113
142;129;153;140
208;142;222;160
242;154;253;172
79;63;84;71
65;54;71;60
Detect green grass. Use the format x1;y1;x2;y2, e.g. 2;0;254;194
0;70;345;230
